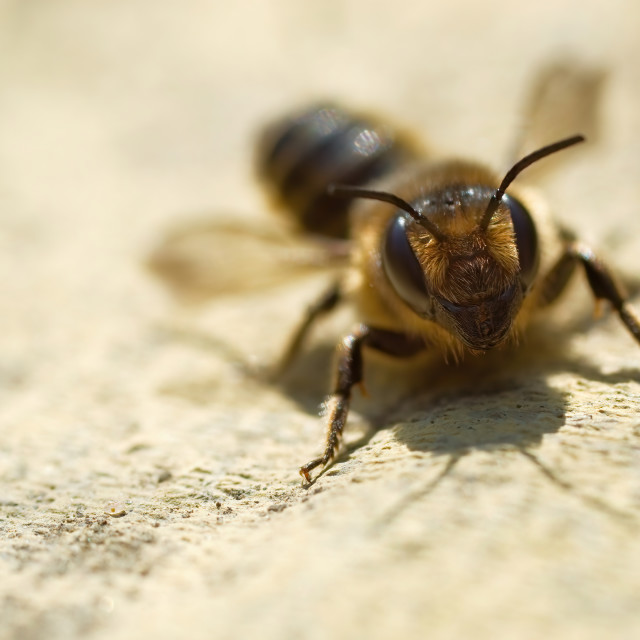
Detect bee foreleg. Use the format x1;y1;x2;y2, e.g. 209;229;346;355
275;280;343;376
299;325;425;484
539;241;640;343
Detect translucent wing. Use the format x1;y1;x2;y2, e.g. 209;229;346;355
510;60;606;176
147;215;350;303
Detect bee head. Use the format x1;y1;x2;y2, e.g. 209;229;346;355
329;135;584;351
386;189;528;350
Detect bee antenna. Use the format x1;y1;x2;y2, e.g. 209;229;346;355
479;134;585;231
328;184;446;241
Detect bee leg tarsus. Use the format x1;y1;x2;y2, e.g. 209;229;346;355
619;306;640;344
299;460;321;485
299;326;426;482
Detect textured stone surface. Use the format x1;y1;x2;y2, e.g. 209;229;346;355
1;1;640;639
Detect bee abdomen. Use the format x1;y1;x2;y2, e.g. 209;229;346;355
257;104;416;238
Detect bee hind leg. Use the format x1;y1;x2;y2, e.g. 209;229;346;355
274;280;343;377
299;325;425;484
539;241;640;343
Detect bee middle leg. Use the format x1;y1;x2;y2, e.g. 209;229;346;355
299;325;426;483
539;241;640;343
275;279;344;376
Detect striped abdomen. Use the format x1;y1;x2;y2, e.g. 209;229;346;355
257;104;417;238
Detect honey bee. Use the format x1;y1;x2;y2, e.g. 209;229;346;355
150;63;639;484
256;83;639;484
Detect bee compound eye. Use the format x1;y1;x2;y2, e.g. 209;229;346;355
503;194;539;289
382;215;433;316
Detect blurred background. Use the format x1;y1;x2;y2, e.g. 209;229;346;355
2;0;639;240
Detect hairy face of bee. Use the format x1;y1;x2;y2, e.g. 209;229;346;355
382;186;539;351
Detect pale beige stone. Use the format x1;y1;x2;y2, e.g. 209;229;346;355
1;2;640;639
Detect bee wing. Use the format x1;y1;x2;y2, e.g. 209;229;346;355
147;216;350;302
510;61;606;175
